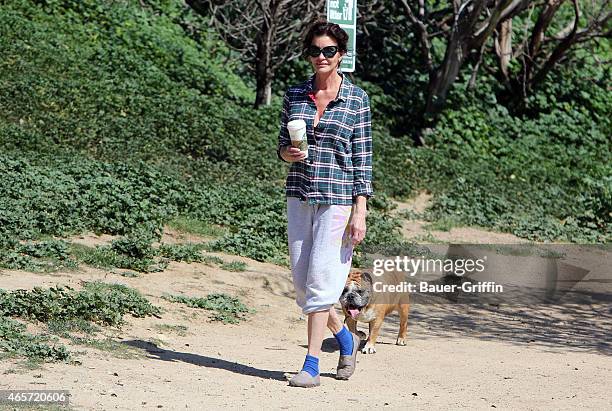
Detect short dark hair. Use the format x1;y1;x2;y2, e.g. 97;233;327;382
302;20;349;58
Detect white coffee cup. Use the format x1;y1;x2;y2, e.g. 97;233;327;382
287;119;308;159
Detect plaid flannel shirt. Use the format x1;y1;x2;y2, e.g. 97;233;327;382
277;71;374;205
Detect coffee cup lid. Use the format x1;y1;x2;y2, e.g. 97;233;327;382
287;119;306;130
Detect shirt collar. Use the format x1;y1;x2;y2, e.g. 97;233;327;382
305;70;350;102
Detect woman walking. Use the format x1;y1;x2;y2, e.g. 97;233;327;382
277;20;373;388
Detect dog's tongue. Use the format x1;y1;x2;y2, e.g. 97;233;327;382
349;308;360;319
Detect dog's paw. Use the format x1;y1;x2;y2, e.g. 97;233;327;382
356;331;367;340
361;344;377;354
396;338;407;346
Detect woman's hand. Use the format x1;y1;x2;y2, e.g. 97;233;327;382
349;211;366;246
350;197;367;246
280;146;307;162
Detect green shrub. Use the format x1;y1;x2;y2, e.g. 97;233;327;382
220;261;247;272
0;240;78;272
163;293;253;324
111;233;157;260
0;317;70;362
158;243;205;263
0;282;161;326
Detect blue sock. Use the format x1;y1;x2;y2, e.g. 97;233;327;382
334;326;354;356
301;354;319;377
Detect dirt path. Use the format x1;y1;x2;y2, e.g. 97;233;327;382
1;194;610;410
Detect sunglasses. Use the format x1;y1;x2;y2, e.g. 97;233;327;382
305;45;339;58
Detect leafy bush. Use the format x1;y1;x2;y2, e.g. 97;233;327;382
0;240;78;272
0;154;184;242
0;317;70;362
157;243;206;263
163;293;252;324
0;282;161;326
111;233;157;260
0;280;161;362
220;261;247;272
73;243;169;273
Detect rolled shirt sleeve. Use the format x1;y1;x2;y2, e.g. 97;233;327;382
277;93;291;162
351;91;374;199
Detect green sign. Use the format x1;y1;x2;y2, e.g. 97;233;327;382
326;0;357;72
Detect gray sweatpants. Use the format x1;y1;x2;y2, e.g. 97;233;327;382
287;197;354;314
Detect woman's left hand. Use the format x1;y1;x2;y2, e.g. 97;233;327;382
349;211;367;246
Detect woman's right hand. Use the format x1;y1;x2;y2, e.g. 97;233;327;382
280;146;307;162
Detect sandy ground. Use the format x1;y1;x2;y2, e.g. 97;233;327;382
1;193;610;410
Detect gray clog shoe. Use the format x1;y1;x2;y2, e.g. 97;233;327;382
335;332;360;380
288;370;320;388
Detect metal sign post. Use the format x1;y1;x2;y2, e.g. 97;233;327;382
326;0;357;72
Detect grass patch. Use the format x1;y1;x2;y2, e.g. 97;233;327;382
154;323;189;336
167;216;228;238
46;318;101;338
220;261;247;272
162;293;253;324
71;243;168;273
423;217;462;232
71;241;230;273
201;255;225;265
69;337;142;359
158;243;206;263
118;270;140;278
396;209;422;220
411;233;450;244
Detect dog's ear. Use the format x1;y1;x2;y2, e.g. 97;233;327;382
361;272;373;287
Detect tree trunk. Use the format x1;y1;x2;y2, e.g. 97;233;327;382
422;0;486;126
424;41;468;123
253;0;284;108
254;30;274;108
255;72;273;107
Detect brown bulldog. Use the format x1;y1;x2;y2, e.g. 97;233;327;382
339;270;410;354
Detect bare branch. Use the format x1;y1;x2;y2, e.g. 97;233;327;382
399;0;434;72
472;0;515;49
468;39;487;90
528;0;564;60
530;0;580;88
497;0;536;21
